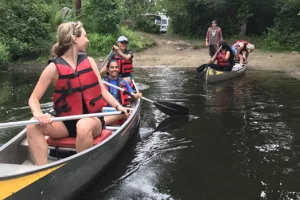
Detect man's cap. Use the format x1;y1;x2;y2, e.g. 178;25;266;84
117;36;128;42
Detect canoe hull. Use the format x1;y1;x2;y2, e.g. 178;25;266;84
0;104;140;200
204;65;247;84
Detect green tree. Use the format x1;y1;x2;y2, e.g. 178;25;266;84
80;0;122;34
0;0;51;60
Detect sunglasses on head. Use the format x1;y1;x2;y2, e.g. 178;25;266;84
72;22;78;35
119;41;128;44
109;65;118;69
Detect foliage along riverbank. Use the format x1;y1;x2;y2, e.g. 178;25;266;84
0;0;299;71
0;0;155;70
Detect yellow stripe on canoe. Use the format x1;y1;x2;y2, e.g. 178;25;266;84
209;69;224;76
0;164;64;199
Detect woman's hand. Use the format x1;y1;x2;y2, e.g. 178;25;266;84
34;113;52;125
134;92;142;99
112;45;119;51
117;105;129;117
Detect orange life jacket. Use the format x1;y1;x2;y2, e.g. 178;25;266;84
50;54;107;117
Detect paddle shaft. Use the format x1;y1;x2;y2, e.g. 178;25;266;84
98;50;114;71
198;45;223;78
0;111;123;129
210;45;223;62
102;80;154;103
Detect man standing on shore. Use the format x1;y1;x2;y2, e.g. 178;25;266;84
205;20;223;58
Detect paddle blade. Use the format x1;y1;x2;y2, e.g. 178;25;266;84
196;64;207;73
154;115;190;132
154;101;189;116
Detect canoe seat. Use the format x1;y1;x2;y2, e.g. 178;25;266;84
47;129;112;149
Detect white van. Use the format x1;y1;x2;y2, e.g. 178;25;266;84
144;13;169;33
160;16;169;33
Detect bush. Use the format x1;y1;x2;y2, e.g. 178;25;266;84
118;27;155;51
135;17;160;34
80;0;121;34
86;27;155;57
0;41;9;62
86;34;116;57
264;28;300;51
263;0;300;51
0;0;51;60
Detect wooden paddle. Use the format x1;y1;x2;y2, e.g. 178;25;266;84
102;80;189;116
0;111;124;129
196;45;223;76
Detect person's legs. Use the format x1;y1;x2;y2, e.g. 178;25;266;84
75;117;103;152
104;114;127;126
209;45;216;58
245;51;249;60
223;65;233;71
27;121;69;166
238;54;244;66
208;64;224;71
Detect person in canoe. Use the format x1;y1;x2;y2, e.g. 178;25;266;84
208;41;235;71
232;40;255;63
27;21;128;166
100;36;134;83
231;44;244;66
103;59;142;125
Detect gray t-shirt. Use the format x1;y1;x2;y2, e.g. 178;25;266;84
210;28;216;45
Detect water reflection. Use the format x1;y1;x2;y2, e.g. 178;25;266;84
1;68;300;199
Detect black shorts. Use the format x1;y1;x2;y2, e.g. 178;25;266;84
63;117;105;137
241;43;248;51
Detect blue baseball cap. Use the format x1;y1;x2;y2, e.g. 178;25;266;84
117;36;128;42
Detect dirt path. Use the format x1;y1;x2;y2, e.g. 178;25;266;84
134;34;300;78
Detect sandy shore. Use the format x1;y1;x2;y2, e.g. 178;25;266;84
133;35;300;78
7;34;300;78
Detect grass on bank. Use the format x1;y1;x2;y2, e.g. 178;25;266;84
36;27;156;64
164;31;298;53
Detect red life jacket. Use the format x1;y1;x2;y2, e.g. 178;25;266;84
217;50;230;66
104;76;130;106
50;54;107;117
236;40;248;44
236;40;248;51
114;54;133;74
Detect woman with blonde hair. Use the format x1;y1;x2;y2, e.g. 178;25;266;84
27;21;128;166
232;40;255;63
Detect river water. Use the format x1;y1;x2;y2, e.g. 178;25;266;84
1;67;300;200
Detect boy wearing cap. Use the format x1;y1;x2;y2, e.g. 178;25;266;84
110;36;134;83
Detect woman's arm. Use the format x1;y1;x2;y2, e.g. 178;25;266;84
28;63;57;124
99;61;108;76
124;80;142;99
112;45;132;60
89;57;129;114
218;51;230;61
218;28;223;43
206;28;210;47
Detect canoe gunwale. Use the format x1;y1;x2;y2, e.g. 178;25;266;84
0;99;141;179
203;64;248;84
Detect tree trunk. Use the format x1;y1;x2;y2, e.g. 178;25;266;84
239;18;248;36
75;0;81;16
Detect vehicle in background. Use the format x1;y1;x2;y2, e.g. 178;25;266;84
144;13;169;34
